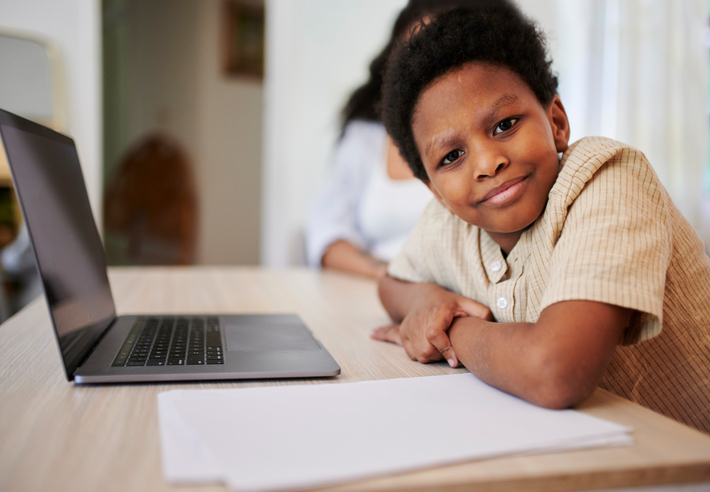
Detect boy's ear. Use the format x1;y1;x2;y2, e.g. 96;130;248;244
547;94;571;153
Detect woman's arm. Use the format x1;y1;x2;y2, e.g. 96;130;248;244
322;240;388;279
305;122;379;269
447;300;631;409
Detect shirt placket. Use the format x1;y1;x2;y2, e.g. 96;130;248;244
479;247;510;322
489;263;515;323
482;250;528;323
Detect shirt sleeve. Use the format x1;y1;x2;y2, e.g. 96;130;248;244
305;122;382;267
540;146;672;344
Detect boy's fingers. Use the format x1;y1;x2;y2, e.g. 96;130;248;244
427;328;458;367
457;297;494;321
370;324;403;346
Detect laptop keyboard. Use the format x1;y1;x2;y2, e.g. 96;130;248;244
112;317;224;367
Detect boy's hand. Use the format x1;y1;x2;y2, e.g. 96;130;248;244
371;283;492;366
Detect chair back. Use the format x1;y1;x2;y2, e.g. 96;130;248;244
103;134;197;265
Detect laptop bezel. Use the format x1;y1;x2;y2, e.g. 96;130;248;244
0;108;118;380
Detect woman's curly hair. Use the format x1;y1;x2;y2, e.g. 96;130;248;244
381;5;558;181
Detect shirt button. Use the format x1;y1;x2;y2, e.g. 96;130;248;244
497;297;508;309
490;261;502;272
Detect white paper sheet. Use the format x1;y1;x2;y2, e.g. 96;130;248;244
157;391;224;483
158;373;632;491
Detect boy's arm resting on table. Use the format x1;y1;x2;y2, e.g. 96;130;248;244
375;275;631;409
448;300;630;409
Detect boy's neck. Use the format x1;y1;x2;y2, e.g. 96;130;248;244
486;230;523;257
486;198;552;256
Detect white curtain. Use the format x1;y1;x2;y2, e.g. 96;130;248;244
554;0;709;247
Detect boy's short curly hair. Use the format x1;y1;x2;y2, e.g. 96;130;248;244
381;5;558;181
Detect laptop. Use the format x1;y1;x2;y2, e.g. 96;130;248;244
0;108;340;383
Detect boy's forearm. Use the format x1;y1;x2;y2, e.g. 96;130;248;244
448;317;558;405
377;275;414;323
448;300;628;409
378;274;428;322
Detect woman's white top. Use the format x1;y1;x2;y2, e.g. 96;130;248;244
306;121;433;267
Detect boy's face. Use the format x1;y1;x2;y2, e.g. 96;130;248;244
412;62;570;252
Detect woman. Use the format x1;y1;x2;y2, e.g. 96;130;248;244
306;0;496;279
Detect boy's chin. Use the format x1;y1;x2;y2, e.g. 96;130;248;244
485;218;538;235
478;218;540;246
465;205;545;236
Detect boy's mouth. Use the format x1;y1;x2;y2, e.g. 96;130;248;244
480;176;527;205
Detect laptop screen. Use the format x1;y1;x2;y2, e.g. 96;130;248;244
0;110;116;379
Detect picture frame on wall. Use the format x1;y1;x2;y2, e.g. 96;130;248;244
221;0;265;79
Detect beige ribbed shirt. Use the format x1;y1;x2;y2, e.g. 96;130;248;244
388;136;710;434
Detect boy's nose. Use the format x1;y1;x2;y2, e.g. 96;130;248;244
472;151;508;180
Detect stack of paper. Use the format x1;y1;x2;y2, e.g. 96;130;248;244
158;373;632;491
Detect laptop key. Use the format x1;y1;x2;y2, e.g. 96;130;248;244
112;320;144;366
111;315;222;368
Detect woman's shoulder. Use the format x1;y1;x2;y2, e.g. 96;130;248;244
341;120;387;143
333;120;388;174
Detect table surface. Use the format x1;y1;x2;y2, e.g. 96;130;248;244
1;267;709;492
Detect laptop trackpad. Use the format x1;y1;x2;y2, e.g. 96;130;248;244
225;324;320;352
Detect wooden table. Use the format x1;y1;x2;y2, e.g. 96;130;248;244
1;267;709;492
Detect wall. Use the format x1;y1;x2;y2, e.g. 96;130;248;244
195;1;263;265
0;36;53;122
261;0;557;267
0;0;103;226
104;0;263;265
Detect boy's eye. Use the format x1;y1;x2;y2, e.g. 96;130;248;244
442;149;464;166
494;118;519;135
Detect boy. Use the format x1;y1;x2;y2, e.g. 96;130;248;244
371;5;710;434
